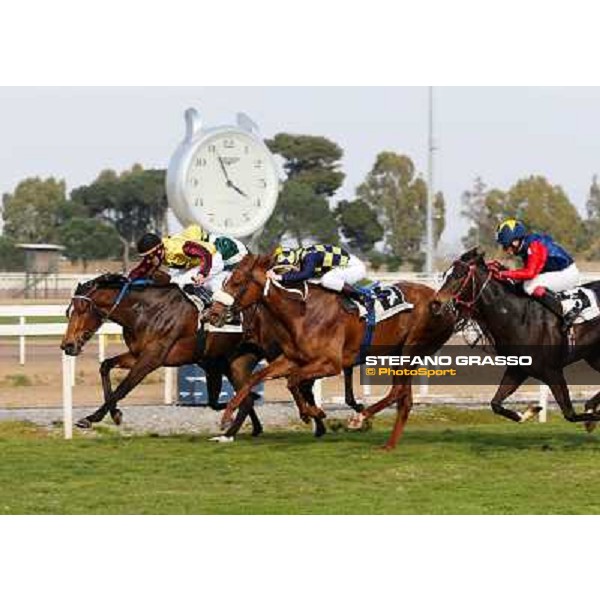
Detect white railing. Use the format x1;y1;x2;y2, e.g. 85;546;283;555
0;304;176;439
0;304;121;365
1;270;599;296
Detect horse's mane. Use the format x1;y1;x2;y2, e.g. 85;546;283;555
75;273;128;295
75;272;182;297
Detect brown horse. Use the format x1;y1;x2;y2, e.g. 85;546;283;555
207;255;456;449
60;273;360;439
60;274;264;437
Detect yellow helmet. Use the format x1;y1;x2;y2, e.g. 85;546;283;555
181;224;210;243
273;246;297;265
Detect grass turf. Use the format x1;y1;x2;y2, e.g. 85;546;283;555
1;408;600;515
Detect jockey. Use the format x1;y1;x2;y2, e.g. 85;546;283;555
493;218;581;326
202;231;248;287
267;244;371;305
128;227;222;298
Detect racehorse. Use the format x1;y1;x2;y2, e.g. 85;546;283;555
60;273;362;439
433;248;600;428
60;273;264;437
207;254;457;449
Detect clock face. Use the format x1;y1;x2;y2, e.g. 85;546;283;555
183;129;279;238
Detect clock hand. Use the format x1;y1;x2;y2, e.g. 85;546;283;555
228;181;248;198
217;154;231;182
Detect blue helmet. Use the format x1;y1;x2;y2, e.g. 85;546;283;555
496;219;527;248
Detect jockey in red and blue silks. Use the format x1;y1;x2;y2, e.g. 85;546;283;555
493;219;581;326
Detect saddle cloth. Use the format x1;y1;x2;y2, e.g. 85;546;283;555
355;283;414;323
182;287;243;333
303;280;413;323
557;287;600;323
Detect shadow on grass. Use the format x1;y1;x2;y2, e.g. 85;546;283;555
128;421;600;455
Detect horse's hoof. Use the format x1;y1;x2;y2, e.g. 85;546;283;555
314;425;327;438
75;418;92;429
347;413;365;431
585;420;598;434
220;418;233;431
519;404;543;423
111;410;123;426
300;414;311;424
251;428;263;438
208;435;235;443
379;444;395;452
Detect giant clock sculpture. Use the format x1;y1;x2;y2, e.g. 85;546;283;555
167;108;279;239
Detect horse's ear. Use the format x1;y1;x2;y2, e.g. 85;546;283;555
460;247;480;262
258;253;274;269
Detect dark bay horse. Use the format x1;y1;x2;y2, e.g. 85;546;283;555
207;255;456;449
60;274;264;437
434;248;600;428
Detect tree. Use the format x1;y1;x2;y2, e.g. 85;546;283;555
336;199;383;257
70;165;167;269
259;134;344;252
461;175;585;255
507;176;585;251
586;174;600;221
58;217;121;271
2;177;68;243
266;133;345;196
260;180;340;250
582;175;600;259
461;177;500;253
0;236;26;271
356;152;445;270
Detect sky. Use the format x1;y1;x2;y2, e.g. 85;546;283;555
1;86;600;253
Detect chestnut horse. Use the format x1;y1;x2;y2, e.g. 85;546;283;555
207;255;456;449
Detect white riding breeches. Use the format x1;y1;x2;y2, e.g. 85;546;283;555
319;255;367;292
522;264;581;295
169;268;197;288
168;253;226;290
205;270;229;293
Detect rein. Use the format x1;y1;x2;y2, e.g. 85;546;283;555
218;258;308;316
446;262;493;314
67;280;133;323
264;277;308;301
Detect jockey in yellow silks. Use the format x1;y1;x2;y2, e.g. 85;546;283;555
129;225;247;294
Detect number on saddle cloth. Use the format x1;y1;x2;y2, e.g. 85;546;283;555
557;286;600;323
367;283;409;311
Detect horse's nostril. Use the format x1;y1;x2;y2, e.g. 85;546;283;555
62;342;76;355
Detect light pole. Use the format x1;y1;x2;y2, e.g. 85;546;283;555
426;86;436;274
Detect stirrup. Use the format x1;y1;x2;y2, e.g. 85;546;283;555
561;308;580;332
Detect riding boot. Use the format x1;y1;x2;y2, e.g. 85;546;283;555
535;290;564;320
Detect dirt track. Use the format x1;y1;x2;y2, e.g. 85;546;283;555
2;336;596;416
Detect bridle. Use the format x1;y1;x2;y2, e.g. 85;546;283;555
66;281;132;324
225;256;263;314
217;258;307;316
441;260;493;314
